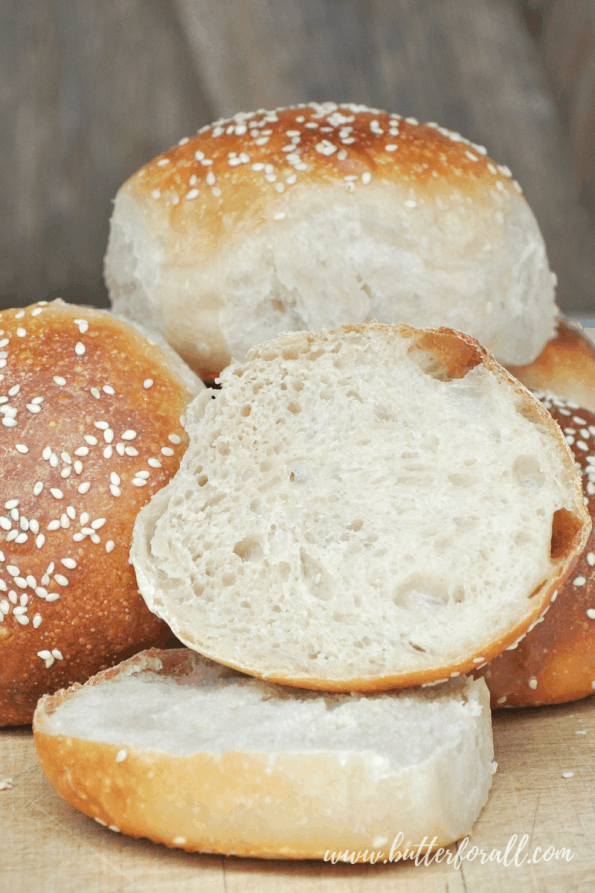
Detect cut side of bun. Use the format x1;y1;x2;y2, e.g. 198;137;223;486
34;648;495;860
105;102;557;378
131;324;590;692
478;392;595;707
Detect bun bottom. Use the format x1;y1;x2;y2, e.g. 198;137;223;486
34;649;495;860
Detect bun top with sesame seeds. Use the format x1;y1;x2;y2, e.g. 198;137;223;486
105;101;557;379
0;299;203;726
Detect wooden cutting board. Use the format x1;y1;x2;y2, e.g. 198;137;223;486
2;696;595;893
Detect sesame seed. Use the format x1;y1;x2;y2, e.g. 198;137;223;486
574;576;586;587
148;458;162;468
16;328;26;337
78;482;91;494
161;447;174;456
135;471;150;480
33;614;41;628
74;461;83;474
61;558;77;569
72;533;85;542
496;696;507;704
143;379;153;389
103;446;113;459
52;649;63;660
110;472;121;485
273;212;286;221
116;443;125;456
47;521;60;531
74;341;86;356
15;533;27;544
49;454;58;468
186;189;199;200
36;535;45;548
151;189;161;199
157;158;169;167
132;478;147;487
115;750;127;762
94;421;108;430
2;418;17;427
91;388;101;399
6;565;19;576
587;609;595;620
168;434;181;444
91;518;106;530
588;553;595;566
110;485;121;497
0;519;10;531
84;435;97;445
528;677;538;689
53;376;66;386
106;541;115;553
125;446;138;456
472;657;485;663
74;319;89;334
104;429;114;443
103;385;115;396
173;837;187;846
74;447;89;456
54;575;68;587
562;771;575;779
121;430;137;441
50;489;63;500
29;520;39;533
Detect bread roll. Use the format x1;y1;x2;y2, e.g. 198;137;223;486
105;102;557;379
507;318;595;415
34;648;495;860
0;299;203;725
131;323;589;692
478;392;595;707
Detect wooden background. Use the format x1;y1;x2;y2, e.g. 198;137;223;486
2;0;595;315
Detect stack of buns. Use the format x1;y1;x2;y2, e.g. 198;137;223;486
23;102;595;861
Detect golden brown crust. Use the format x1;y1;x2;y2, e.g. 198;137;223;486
507;319;595;414
477;394;595;707
120;104;521;269
33;649;487;860
0;301;199;725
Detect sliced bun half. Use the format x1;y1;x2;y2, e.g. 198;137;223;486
478;392;595;707
34;648;495;860
131;324;590;691
105;102;557;378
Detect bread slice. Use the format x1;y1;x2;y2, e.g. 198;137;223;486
131;323;590;691
478;392;595;707
33;648;495;860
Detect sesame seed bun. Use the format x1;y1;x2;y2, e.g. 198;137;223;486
0;299;203;726
478;393;595;707
507;318;595;415
105;102;557;380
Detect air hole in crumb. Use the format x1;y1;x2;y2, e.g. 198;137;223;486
287;401;301;414
394;576;452;612
272;299;285;313
233;537;264;563
347;389;364;403
241;405;251;417
278;562;290;581
407;332;482;380
408;641;426;653
217;442;230;456
550;508;584;562
222;572;236;586
198;476;208;487
347;519;364;532
282;346;301;360
513;455;545;489
240;599;251;609
272;605;282;613
448;473;477;488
